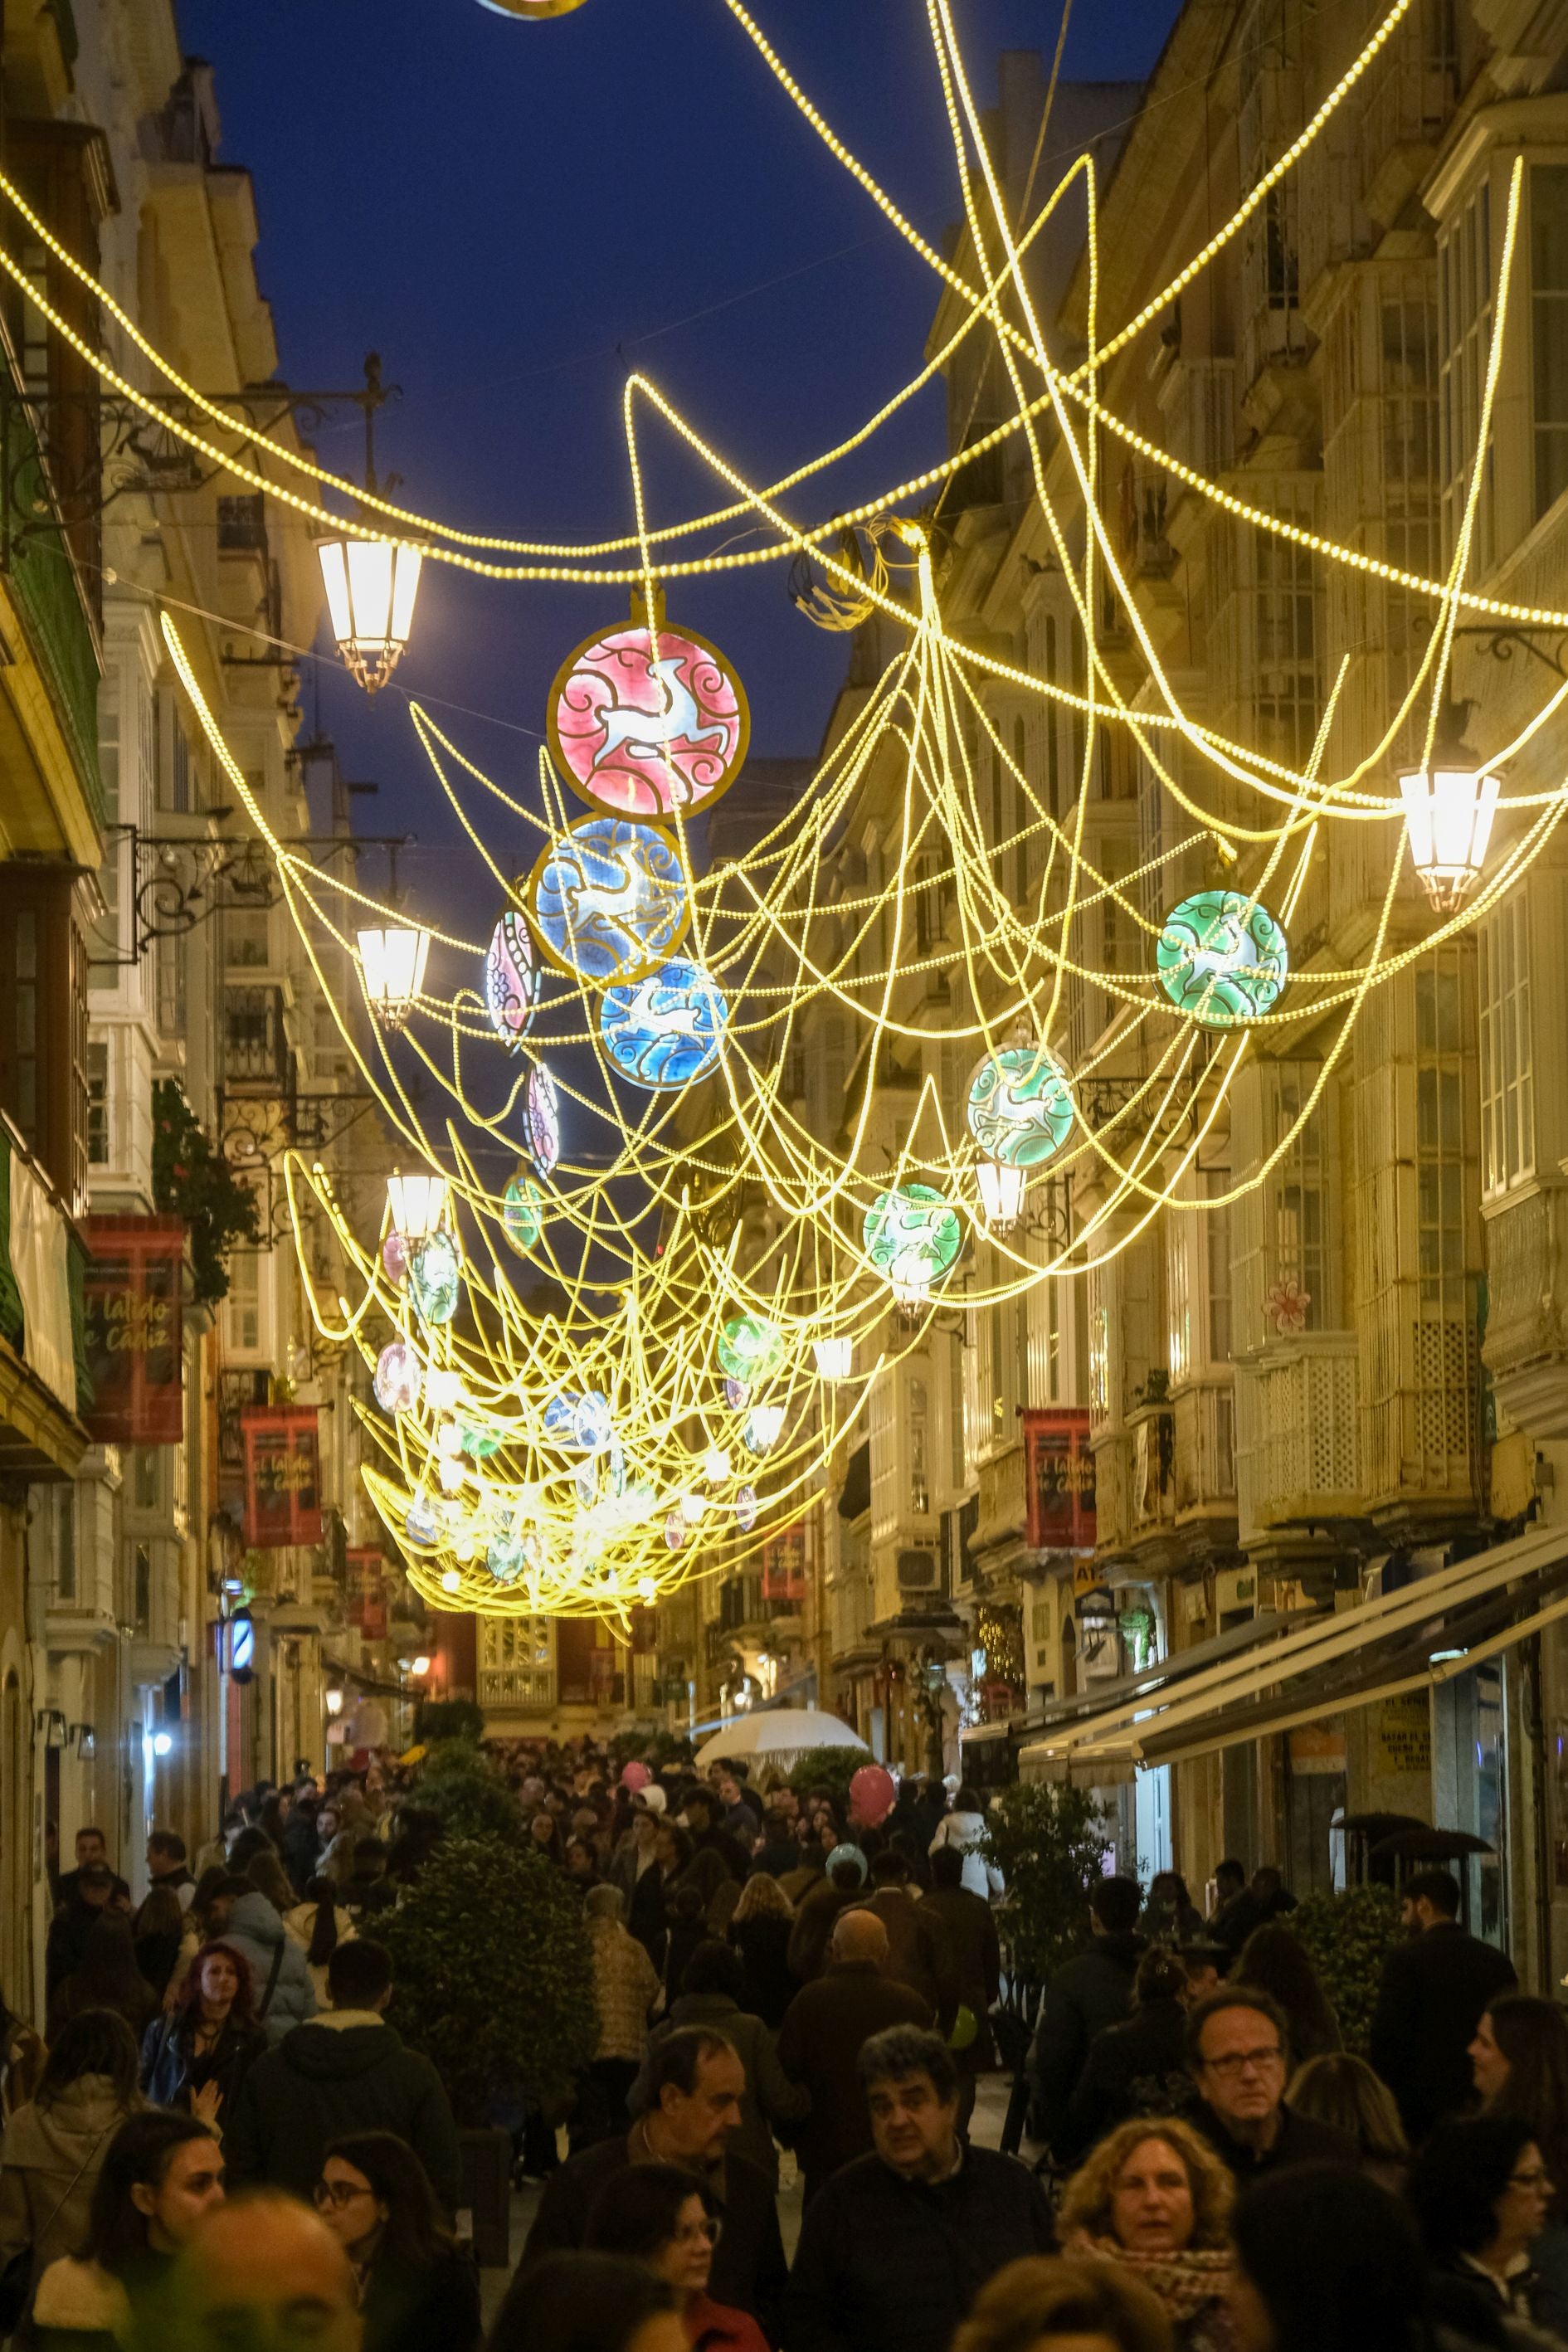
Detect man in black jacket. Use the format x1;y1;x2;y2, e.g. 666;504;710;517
1368;1866;1517;2140
221;1937;460;2213
1029;1874;1145;2151
1188;1986;1359;2181
523;2024;787;2342
785;2024;1054;2352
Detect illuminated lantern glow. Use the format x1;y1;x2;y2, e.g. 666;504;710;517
317;534;422;694
744;1404;785;1454
523;1064;561;1176
813;1337;852;1380
665;1509;686;1550
702;1447;732;1483
358;926;431;1030
543;1394;581;1448
734;1484;758;1533
679;1490;707;1527
1399;764;1501;911
1157;890;1288;1027
409;1232;461;1325
601;957;728;1089
387;1173;447;1240
426;1368;465;1411
502;1171;546;1254
967;1044;1074;1166
484;898;541;1050
459;1422;502;1459
527;816;690;983
573;1392;614;1453
441;1568;461;1593
548;620;749;821
718;1313;786;1385
976;1159;1027;1233
437;1455;465;1494
863;1183;963;1305
373;1342;421;1414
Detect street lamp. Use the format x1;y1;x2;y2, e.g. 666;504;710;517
976;1159;1026;1233
408;1654;433;1678
316;356;423;695
813;1337;852;1380
357;925;431;1030
1399;762;1500;912
386;1171;447;1240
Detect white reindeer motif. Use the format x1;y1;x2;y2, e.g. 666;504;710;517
589;652;729;782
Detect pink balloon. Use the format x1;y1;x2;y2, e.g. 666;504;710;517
850;1764;896;1827
621;1760;651;1792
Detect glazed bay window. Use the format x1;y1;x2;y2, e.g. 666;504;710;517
1478;894;1533;1199
1439;178;1494;566
1533;165;1568;521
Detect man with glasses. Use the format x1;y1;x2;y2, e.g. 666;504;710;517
1188;1988;1358;2180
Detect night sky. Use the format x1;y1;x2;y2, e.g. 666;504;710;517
176;0;1181;917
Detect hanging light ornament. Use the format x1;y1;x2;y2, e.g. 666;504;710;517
812;1336;853;1380
976;1160;1028;1234
484;896;541;1050
386;1172;447;1241
409;1232;461;1326
523;1064;561;1176
1157;890;1289;1027
548;611;749;821
1399;761;1501;911
734;1485;758;1533
600;957;728;1089
967;1043;1074;1166
357;926;431;1031
527;816;690;983
501;1171;547;1254
318;534;423;694
718;1313;786;1385
864;1184;963;1307
373;1341;421;1414
743;1404;786;1454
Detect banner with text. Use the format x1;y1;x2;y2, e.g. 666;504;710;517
241;1405;323;1549
81;1215;184;1444
1023;1408;1097;1553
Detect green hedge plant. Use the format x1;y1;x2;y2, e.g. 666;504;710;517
981;1781;1116;1984
1288;1885;1407;2056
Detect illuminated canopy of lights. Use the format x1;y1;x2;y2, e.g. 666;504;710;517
22;0;1567;1629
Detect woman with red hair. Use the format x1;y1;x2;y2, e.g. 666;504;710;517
138;1942;265;2126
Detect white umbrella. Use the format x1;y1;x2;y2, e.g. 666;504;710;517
692;1707;869;1772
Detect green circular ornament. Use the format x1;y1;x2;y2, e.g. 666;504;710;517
501;1171;546;1254
717;1312;786;1385
967;1045;1074;1167
863;1183;962;1293
1157;889;1288;1027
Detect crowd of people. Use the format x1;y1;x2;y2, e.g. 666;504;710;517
0;1735;1562;2352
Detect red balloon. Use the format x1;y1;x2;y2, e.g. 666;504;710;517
850;1764;896;1827
621;1760;651;1791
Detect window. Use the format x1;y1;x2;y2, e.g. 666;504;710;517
1167;1215;1193;1387
1439;178;1493;565
1479;894;1533;1195
1416;960;1468;1307
86;1040;108;1164
1534;167;1568;519
908;1376;929;1516
56;1488;75;1603
224;908;270;969
225;1250;262;1356
1044;616;1062;818
217;494;266;553
1011;718;1029;903
1206;1186;1233;1364
132;1542;151;1636
1088;1272;1110;1423
168;718;190;816
133;1447;158;1512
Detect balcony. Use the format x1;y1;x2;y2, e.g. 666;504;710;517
1172;1381;1238;1524
1234;1333;1360;1545
222;986;290;1091
0;1113;90;1481
478;1663;556;1714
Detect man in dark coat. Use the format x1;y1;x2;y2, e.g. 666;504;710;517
1188;1985;1359;2181
922;1844;1001;2072
861;1851;960;2031
221;1937;460;2214
1368;1866;1517;2140
44;1861;118;2002
777;1910;931;2199
523;2023;787;2341
785;2024;1054;2352
786;1853;866;1982
1029;1874;1144;2152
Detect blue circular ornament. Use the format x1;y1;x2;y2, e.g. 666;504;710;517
863;1184;963;1293
967;1045;1075;1167
527;816;690;984
573;1392;613;1453
484;897;541;1050
487;1535;525;1585
600;957;726;1090
404;1497;437;1546
1157;890;1288;1027
409;1232;461;1326
502;1171;546;1254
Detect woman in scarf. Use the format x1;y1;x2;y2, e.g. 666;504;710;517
1059;2116;1234;2352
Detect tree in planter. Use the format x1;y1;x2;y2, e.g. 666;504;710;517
786;1746;864;1819
980;1782;1116;1984
380;1833;597;2125
152;1079;261;1304
416;1738;524;1843
1288;1885;1407;2055
416;1697;486;1748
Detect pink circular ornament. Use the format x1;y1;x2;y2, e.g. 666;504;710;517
548;620;749;822
621;1760;650;1792
382;1231;410;1285
850;1763;896;1827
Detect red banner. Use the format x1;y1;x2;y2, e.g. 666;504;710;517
80;1215;184;1444
1024;1409;1097;1552
761;1523;806;1605
345;1546;389;1639
241;1405;323;1549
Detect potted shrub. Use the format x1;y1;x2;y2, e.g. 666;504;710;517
786;1745;864;1818
416;1738;525;1843
1288;1885;1406;2054
381;1834;596;2263
980;1781;1117;1984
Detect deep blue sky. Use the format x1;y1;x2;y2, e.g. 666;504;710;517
178;0;1181;901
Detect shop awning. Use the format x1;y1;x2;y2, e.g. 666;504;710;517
1020;1517;1568;1781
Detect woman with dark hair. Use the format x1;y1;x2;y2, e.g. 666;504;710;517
1231;1926;1340;2062
139;1941;265;2126
1472;1994;1568;2327
1287;2054;1409;2195
314;2132;479;2352
285;1873;356;2008
31;2111;222;2348
1140;1876;1206;1948
1062;1948;1193;2161
488;2252;683;2352
950;2257;1171;2352
46;1917;158;2044
1410;2116;1556;2341
529;1813;567;1867
245;1850;297;1920
1230;2164;1434;2352
0;2012;142;2311
0;1984;46;2123
584;2161;767;2352
223;1826;275;1876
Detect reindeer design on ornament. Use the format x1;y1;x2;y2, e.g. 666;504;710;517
590;653;728;783
549;619;749;821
